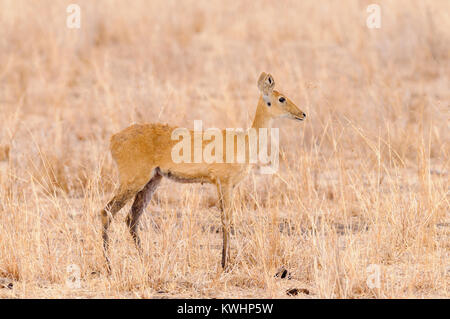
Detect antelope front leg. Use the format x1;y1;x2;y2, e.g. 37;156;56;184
217;182;233;270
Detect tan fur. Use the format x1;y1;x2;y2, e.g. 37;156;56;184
100;72;306;272
0;145;10;162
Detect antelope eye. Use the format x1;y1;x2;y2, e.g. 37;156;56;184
279;97;286;103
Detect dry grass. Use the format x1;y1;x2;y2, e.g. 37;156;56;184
0;0;448;298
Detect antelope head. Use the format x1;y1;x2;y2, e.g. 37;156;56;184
257;72;306;121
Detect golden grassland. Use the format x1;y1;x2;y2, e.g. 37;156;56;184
0;0;448;298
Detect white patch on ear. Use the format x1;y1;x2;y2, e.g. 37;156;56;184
263;95;271;106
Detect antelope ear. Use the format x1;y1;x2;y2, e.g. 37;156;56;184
257;72;275;95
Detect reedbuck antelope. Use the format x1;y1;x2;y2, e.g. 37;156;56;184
100;72;306;271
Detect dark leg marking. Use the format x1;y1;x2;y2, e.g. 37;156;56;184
101;191;134;273
125;170;163;251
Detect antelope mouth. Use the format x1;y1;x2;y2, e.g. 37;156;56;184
294;116;305;121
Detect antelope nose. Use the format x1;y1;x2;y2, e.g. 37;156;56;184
302;113;306;118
